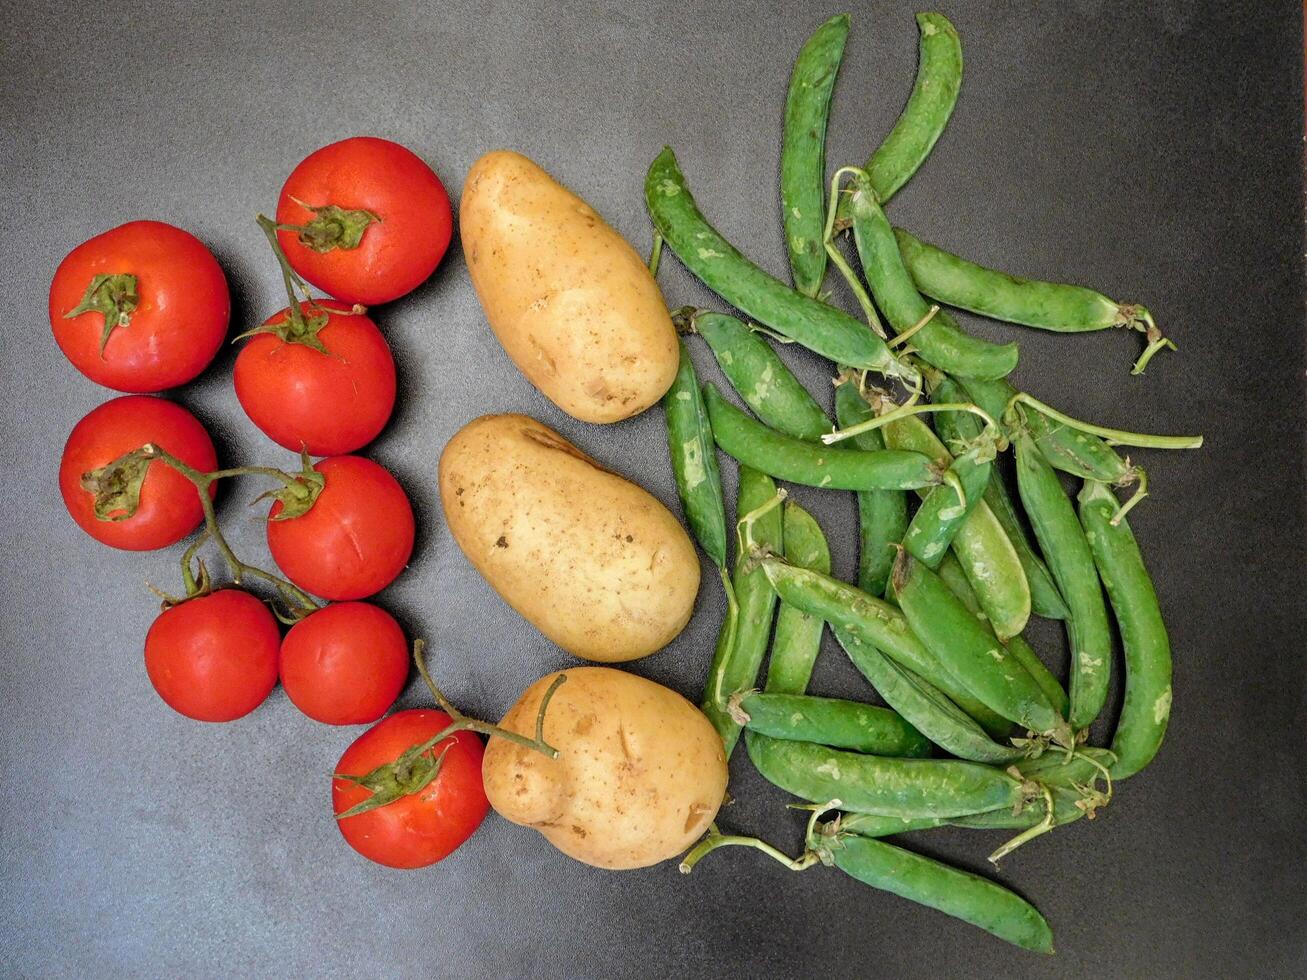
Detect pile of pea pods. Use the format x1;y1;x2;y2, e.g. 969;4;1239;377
651;13;1201;954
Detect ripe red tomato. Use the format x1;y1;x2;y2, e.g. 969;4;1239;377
280;602;409;724
233;301;395;457
275;137;453;306
266;455;414;600
59;395;218;551
49;221;230;392
144;589;281;722
332;709;489;868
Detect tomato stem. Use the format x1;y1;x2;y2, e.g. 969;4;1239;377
255;214;320;334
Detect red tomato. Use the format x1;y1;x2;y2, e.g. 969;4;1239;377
144;589;281;722
280;602;409;724
233;301;395;457
332;709;488;868
49;221;230;392
266;455;414;600
275;137;453;305
59;395;218;551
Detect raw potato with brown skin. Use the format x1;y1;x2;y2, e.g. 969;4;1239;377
439;413;700;662
460;150;678;423
483;667;728;869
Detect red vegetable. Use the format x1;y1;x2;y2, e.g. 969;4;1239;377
332;709;489;868
59;395;217;551
233;300;395;457
144;589;280;722
49;221;229;392
267;455;414;600
280;602;409;725
275;137;453;305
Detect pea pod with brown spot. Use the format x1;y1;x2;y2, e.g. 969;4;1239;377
439;413;699;662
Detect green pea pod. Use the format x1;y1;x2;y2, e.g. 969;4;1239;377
1079;480;1172;779
892;551;1066;738
879;412;1031;638
1014;434;1113;730
950;787;1086;831
835;381;907;596
931;375;1069;620
848;181;1018;380
836;627;1025;764
894;227;1166;371
662;339;728;567
694;312;830;441
839;813;946;837
932;552;1070;720
738;692;930;757
764;501;831;695
824;835;1055;955
951;746;1116;830
745;733;1024;818
758;559;1011;737
959;376;1135;485
902;449;992;568
701;466;782;754
835;11;963;217
704;384;940;491
646;147;915;383
781;14;849;297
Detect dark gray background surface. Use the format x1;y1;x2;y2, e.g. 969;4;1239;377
2;1;1304;977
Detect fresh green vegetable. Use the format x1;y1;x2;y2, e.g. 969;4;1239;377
738;691;931;757
835;380;907;596
704;384;941;491
764;501;831;695
1079;480;1172;779
662;338;728;567
781;14;849;297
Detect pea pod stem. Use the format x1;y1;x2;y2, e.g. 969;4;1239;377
822;402;999;447
1007;393;1203;451
679;824;820;874
648;230;664;277
886;304;941;349
822;166;885;336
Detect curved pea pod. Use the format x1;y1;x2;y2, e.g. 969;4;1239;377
759;558;1011;738
848;180;1018;381
694;312;830;441
902;449;992;568
704;384;941;491
1014;434;1113;731
892;550;1068;741
662;339;728;567
764;501;831;695
745;733;1025;819
701;466;782;754
645;147;915;383
950;788;1086;831
959;375;1136;486
933;553;1071;720
737;692;930;757
836;12;963;217
838;813;946;838
835;627;1025;764
1079;480;1172;779
879;412;1031;638
823;835;1055;954
931;375;1069;620
835;381;907;597
781;14;849;297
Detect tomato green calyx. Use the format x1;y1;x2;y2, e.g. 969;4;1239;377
81;446;151;521
333;641;568;822
280;199;381;253
65;272;139;356
257;449;325;520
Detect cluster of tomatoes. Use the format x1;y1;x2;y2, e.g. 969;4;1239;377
52;136;491;869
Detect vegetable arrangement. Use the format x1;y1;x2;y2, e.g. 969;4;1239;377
654;11;1200;953
50;7;1200;960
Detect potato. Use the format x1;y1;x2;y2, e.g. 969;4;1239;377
482;667;728;869
439;413;699;662
460;150;678;424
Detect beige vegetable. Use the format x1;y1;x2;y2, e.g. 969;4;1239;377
460;150;678;423
483;667;728;869
439;413;699;662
